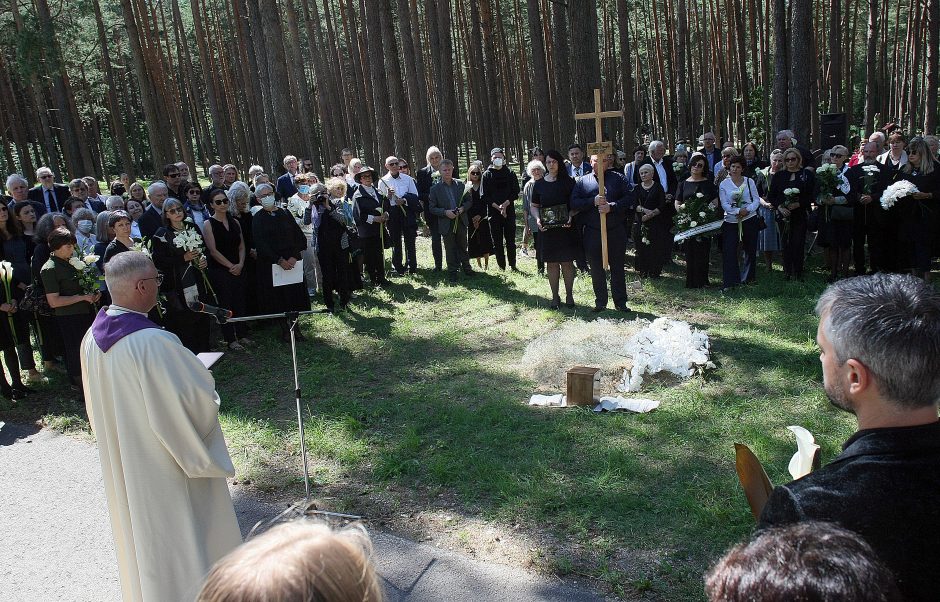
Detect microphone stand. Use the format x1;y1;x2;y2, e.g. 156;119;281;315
223;309;322;499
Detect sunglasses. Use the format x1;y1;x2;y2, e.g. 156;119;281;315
785;157;799;162
469;172;481;176
388;162;400;166
166;207;184;214
399;165;409;169
212;198;229;205
166;173;180;178
831;153;844;158
40;174;53;179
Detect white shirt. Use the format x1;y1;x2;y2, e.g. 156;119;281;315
878;149;908;168
379;172;418;206
719;177;761;223
651;159;668;191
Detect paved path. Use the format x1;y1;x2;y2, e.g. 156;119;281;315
0;423;606;601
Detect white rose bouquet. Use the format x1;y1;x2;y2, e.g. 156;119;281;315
880;180;919;210
172;226;216;301
69;253;103;295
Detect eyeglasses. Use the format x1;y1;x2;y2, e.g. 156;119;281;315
166;207;184;214
39;174;53;179
785;157;799;162
139;274;164;286
212;198;229;205
831;153;844;158
187;189;201;195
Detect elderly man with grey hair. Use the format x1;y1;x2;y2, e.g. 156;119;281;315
27;166;69;213
775;129;815;169
644;140;678;202
759;273;940;601
138;181;170;239
5;173;44;215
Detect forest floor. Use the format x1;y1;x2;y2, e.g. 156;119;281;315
1;235;855;601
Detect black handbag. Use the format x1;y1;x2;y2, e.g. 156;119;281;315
19;283;54;316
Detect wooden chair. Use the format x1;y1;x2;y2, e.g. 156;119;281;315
734;443;774;520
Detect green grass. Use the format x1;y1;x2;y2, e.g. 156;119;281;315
3;237;857;600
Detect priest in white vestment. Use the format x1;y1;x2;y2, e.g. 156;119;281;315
80;251;242;601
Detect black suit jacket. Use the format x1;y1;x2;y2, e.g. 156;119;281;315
137;206;164;240
697;147;723;174
86;198;106;213
27;184;69;214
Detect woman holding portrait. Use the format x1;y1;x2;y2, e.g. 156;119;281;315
531;149;577;308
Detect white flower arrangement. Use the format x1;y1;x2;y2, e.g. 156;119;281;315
173;228;204;254
880;180;919;210
520;317;714;395
783;187;800;198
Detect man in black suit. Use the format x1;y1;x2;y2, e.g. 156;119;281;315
759;274;940;602
137;182;169;239
644;140;678;202
775;129;816;170
5;173;45;215
565;144;593;178
416;146;445;271
67;178;106;213
27;166;69;214
697;132;722;174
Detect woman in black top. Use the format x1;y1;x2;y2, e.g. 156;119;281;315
465;164;493;268
102;210;136;265
531;149;577;308
151;199;211;353
318;178;360;312
892;137;939;278
0;203;42;384
675;156;719;288
202;188;248;350
768;148;815;281
230;185;259;316
633;164;670;278
252;183;310;341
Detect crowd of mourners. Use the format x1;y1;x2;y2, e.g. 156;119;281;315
1;127;937;402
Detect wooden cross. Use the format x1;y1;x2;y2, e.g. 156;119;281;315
575;89;623;270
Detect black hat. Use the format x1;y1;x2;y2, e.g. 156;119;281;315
353;167;379;183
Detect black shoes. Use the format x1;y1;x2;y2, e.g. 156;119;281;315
591;305;606;313
550;296;561;310
615;304;632;313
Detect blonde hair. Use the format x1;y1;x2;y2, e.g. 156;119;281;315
326;176;348;198
783;148;802;168
197;521;382;602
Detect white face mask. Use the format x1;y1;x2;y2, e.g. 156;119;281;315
493;158;504;168
77;220;94;234
260;195;276;209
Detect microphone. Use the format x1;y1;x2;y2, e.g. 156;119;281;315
188;301;233;324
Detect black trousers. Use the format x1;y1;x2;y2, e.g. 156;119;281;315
425;211;443;270
781;220;808;278
532;231;544;274
56;312;94;386
489;211;517;269
389;219;418;274
583;225;628;308
361;236;387;284
208;267;246;343
164;304;210;354
721;219;760;288
36;313;64;362
319;245;352;310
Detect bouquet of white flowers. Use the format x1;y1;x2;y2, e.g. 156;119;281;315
0;261;17;343
69;253;103;295
861;164;880;195
880;180;919;210
778;188;801;235
673;192;722;243
172;226;216;301
815;163;841;198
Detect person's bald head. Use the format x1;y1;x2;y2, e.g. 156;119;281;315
105;252;160;312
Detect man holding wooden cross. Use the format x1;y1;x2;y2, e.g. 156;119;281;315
570;89;634;313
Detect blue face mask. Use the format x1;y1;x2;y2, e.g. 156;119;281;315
297;185;311;194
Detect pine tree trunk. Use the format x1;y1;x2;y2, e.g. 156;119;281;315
617;0;638;147
926;0;939;132
436;0;459;161
93;0;134;179
862;0;879;132
378;0;409;158
788;0;812;143
551;0;575;145
526;0;555;149
828;0;842;112
258;0;301;163
569;0;601;145
772;0;789;132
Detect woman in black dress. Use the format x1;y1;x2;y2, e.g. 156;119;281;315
768;148;815;281
674;156;719;288
230;184;259;316
102;210;135;265
318;177;361;312
202;188;248;350
531;149;577;309
151;199;211;353
351;168;391;287
815;146;853;282
0;204;41;384
633;164;670;277
252;183;310;341
893;137;939;279
742;142;765;178
465;163;493;269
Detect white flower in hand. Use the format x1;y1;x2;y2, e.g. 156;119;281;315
69;257;85;271
83;254;100;265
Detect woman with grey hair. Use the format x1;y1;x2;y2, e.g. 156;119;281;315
72;208;97;254
816;145;853;282
93;211;113;271
520;159;545;275
755;149;784;272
